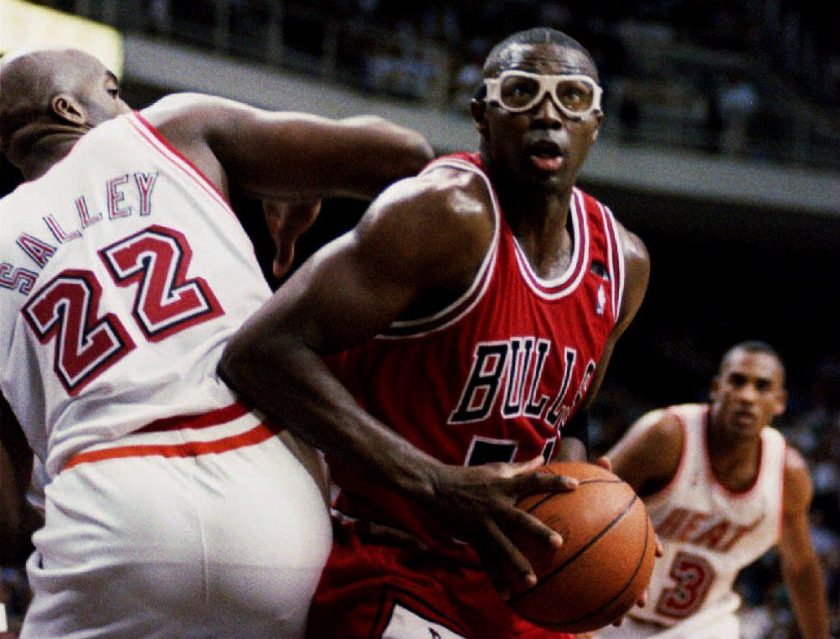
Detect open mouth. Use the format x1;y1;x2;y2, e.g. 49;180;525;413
732;410;757;426
528;140;563;172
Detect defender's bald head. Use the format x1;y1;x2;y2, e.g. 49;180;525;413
0;48;128;177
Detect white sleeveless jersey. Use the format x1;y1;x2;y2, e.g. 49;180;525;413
631;403;785;626
0;112;271;476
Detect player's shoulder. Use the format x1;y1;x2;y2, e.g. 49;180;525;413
365;157;494;240
634;406;686;445
140;93;251;137
780;441;814;512
142;92;233;117
353;159;495;287
782;440;810;478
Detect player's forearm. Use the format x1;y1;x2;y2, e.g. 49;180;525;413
218;332;441;502
783;560;830;638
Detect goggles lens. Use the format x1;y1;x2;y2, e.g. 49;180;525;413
484;71;602;118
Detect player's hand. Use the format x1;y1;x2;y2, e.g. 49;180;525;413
262;199;321;278
430;456;578;598
594;455;612;472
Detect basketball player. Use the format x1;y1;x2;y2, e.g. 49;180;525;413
219;28;651;638
0;47;433;638
598;341;829;638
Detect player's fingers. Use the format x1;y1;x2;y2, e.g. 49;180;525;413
594;455;612;472
507;504;564;549
654;535;664;557
635;588;648;607
515;470;578;494
479;520;538;593
273;245;295;278
500;455;545;478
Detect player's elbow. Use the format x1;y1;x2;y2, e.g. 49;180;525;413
387;128;434;180
218;330;261;395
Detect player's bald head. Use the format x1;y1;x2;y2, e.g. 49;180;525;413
1;48;105;124
0;48;127;173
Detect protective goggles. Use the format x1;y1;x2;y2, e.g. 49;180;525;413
483;70;603;119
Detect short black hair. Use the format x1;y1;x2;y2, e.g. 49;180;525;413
719;340;786;382
483;28;597;78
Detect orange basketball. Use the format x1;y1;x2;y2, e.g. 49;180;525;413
509;461;656;633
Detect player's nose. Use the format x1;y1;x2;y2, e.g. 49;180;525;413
531;95;562;127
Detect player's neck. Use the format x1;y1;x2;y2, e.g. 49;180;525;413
500;186;575;276
706;421;762;490
21;131;84;181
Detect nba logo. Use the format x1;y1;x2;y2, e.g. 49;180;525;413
596;284;606;316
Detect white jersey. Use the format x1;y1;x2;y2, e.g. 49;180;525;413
630;403;785;627
0;111;271;477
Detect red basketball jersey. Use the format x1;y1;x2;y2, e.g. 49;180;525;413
326;152;626;550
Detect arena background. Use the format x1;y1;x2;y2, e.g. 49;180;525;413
1;1;838;637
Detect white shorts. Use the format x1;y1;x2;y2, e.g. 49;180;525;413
596;607;739;639
21;412;331;639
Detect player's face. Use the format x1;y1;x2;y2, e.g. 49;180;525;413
709;350;786;439
78;64;131;126
473;43;603;194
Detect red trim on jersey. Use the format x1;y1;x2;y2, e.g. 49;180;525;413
127;112;236;219
135;401;251;433
597;199;624;320
63;419;281;471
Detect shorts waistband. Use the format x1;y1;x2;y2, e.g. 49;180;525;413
63;402;282;472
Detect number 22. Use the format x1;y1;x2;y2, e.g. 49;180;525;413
24;225;223;395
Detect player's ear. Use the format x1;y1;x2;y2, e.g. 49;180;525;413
51;94;86;126
471;83;490;137
771;388;787;417
471;98;489;137
709;375;721;402
591;113;604;142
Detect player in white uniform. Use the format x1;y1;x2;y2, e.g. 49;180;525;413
0;48;432;638
597;341;829;639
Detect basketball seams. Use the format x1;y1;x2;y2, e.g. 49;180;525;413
519;478;625;514
535;505;653;630
509;492;639;605
510;462;656;632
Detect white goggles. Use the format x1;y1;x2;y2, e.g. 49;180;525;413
483;70;603;119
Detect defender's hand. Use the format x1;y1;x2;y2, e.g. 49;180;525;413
262;199;321;278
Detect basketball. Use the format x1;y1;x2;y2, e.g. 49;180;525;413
508;461;656;633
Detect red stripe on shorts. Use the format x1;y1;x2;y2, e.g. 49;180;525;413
63;420;281;471
135;401;251;434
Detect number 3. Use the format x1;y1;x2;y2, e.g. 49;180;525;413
655;550;716;618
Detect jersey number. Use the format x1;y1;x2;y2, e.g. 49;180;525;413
23;225;222;395
463;436;555;466
655;550;716;619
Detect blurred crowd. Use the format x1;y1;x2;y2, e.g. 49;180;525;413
51;0;836;166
